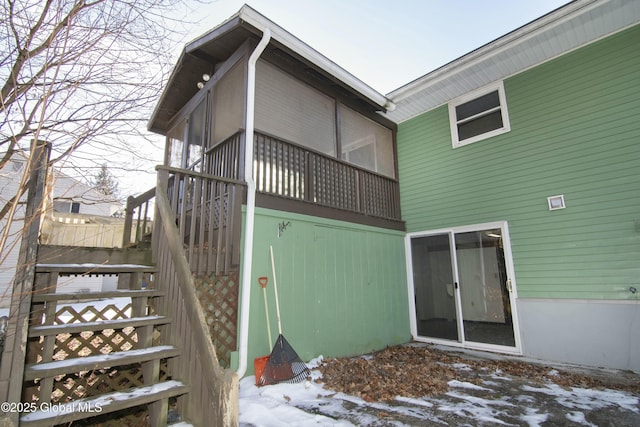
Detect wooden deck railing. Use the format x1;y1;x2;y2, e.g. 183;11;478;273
201;130;402;224
123;187;155;248
153;168;238;425
159;165;245;276
254;131;402;221
205;131;244;181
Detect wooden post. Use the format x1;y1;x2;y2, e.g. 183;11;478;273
0;141;51;424
122;195;134;248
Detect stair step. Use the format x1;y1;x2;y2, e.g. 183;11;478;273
32;289;163;302
20;380;189;427
36;263;157;274
24;345;180;380
28;315;170;337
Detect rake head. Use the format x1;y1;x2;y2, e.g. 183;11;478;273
258;334;310;386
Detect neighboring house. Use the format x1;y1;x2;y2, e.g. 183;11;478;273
40;167;125;252
0;155;30;316
48;169;121;217
148;0;638;374
0;157;124;304
389;0;640;371
41;168;125;294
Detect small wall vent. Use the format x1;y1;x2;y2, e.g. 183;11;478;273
547;195;566;211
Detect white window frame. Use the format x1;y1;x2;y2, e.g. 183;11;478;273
448;81;510;148
404;220;522;355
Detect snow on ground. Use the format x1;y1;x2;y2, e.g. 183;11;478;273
239;356;640;427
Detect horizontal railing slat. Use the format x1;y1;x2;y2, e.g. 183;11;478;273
28;316;170;337
32;289;163;302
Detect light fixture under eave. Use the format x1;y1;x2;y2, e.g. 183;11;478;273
202;73;211;82
197;81;204;89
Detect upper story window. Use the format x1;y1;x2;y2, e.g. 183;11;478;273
53;200;80;213
448;81;510;148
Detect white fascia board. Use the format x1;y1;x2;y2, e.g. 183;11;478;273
232;6;395;112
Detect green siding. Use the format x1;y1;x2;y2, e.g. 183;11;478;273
398;25;640;300
239;207;410;374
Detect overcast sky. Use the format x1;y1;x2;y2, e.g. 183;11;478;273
178;0;572;94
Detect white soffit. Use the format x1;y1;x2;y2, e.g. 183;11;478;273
386;0;640;123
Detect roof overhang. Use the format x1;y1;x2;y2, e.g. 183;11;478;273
386;0;640;123
148;5;394;134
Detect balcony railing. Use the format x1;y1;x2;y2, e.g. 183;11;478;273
159;165;245;275
204;130;403;227
254;131;402;222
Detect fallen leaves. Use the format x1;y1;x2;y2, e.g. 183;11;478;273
317;344;640;403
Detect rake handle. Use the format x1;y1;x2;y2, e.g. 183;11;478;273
269;245;283;335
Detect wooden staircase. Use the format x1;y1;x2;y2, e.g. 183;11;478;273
1;153;238;426
19;263;193;426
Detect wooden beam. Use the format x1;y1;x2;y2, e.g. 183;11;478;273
36;245;153;265
0;141;50;423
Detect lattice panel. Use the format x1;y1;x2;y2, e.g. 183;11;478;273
194;272;239;367
54;302;132;324
52;329;138;361
24;299;168;407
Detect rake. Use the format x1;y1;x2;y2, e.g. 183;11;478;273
257;246;310;385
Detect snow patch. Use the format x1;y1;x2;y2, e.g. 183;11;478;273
448;380;492;391
520;407;549;427
396;396;434;408
521;383;640;412
566;411;597;426
239;375;353;426
451;362;473;371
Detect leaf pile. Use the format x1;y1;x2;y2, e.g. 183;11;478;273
318;344;640;403
319;345;455;402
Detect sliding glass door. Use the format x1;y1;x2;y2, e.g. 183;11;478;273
410;233;459;340
408;222;519;352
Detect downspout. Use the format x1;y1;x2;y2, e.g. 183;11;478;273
236;28;271;378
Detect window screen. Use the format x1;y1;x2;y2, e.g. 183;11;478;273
339;105;395;178
187;99;206;171
213;61;244;144
166;120;185;168
255;60;336;155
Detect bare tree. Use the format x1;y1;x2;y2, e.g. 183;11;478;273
0;0;210;257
